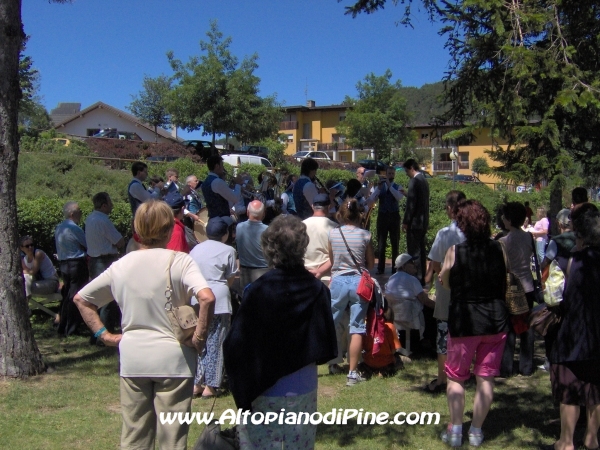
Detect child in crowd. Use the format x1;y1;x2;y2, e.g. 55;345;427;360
359;304;405;378
165;168;180;193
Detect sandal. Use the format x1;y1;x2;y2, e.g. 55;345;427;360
423;379;446;394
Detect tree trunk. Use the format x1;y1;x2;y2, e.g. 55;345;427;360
549;177;564;237
0;0;46;378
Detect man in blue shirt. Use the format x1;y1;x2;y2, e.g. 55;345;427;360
55;201;88;337
236;200;268;289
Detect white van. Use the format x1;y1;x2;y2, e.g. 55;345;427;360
221;154;272;169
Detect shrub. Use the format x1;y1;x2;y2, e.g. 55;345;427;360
17;153;131;202
147;157;208;182
86;138;204;163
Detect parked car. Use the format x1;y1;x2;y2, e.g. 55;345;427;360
118;131;142;141
394;165;433;178
240;145;269;157
181;140;220;160
93;128;119;139
358;159;387;173
221;154;272;169
439;174;480;183
293;151;331;162
51;138;71;146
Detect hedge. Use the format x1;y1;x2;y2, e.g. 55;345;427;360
17;198;132;257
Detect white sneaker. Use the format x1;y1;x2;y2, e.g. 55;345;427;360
441;425;462;447
468;429;484;447
346;371;366;386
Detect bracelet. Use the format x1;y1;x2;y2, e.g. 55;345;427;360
94;326;107;338
193;332;205;341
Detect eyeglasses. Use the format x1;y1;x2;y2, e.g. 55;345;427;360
357;171;365;175
22;243;34;248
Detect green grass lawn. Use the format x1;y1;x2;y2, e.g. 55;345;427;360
0;314;568;449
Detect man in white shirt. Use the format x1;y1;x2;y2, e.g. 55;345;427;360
385;254;435;354
423;190;466;393
303;194;337;283
303;194;347;375
201;155;245;224
86;192;125;342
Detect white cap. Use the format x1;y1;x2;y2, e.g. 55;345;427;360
395;253;416;269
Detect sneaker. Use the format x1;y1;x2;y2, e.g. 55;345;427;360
441;425;462;447
328;364;344;375
468;429;484;447
346;371;366;386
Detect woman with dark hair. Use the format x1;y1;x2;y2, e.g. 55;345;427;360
544;209;600;450
20;235;59;300
439;199;508;447
499;202;536;377
328;198;375;386
224;215;337;449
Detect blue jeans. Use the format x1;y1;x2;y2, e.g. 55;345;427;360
535;239;546;264
330;274;368;334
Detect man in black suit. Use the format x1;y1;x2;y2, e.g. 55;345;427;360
402;159;429;284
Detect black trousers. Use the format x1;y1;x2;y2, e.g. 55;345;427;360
406;228;427;284
89;255;120;334
377;212;400;273
58;258;89;337
501;291;535;376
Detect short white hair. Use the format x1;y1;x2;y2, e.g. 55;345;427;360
62;201;79;219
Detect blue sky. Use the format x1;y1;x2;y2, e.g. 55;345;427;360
22;0;449;139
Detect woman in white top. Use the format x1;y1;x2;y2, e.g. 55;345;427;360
531;206;550;261
74;200;215;450
20;235;59;298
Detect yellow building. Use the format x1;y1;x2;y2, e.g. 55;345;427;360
280;101;364;162
278;102;505;183
410;124;507;184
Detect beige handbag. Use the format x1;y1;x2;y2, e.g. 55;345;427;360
164;252;199;347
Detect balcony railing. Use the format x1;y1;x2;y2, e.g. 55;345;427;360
433;161;470;171
317;143;351;151
279;121;298;130
415;138;447;147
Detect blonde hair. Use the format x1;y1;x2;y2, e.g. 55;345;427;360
134;200;174;247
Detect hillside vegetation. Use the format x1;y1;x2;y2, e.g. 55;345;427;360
17;140;550;258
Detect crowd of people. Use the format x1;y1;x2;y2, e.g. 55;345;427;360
19;156;600;449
